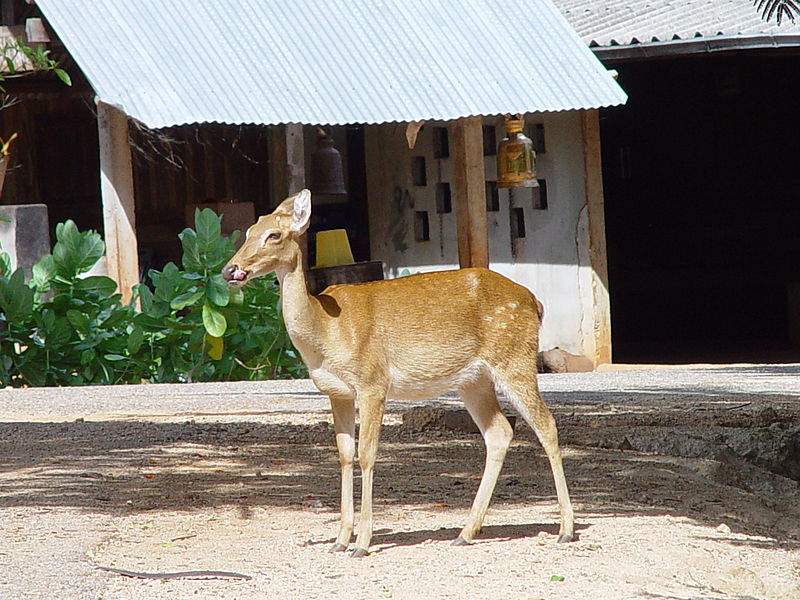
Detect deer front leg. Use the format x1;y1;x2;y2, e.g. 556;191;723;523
330;396;356;552
351;391;386;558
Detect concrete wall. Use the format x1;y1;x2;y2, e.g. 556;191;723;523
364;112;600;356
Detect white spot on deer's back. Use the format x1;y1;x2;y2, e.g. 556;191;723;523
465;271;481;293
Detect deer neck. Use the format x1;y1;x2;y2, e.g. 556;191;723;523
274;249;326;361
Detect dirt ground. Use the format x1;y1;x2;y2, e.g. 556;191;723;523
1;367;800;600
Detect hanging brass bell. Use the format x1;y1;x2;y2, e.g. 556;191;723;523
497;115;538;188
310;128;347;195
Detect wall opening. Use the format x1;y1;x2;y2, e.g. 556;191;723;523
411;156;427;186
532;179;547;210
435;182;452;214
510;206;526;239
433;127;449;158
485;181;499;211
414;210;430;241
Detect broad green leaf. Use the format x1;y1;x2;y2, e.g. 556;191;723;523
148;301;170;319
0;268;34;323
205;274;229;307
134;283;154;312
202;302;226;337
75;276;118;297
32;254;56;291
152;262;189;302
127;326;144;354
67;309;90;334
47;318;73;346
101;307;130;329
194;208;222;255
52;220;104;278
179;228;202;272
229;288;244;305
80;349;95;365
170;289;204;310
205;333;224;360
134;313;168;331
41;308;55;330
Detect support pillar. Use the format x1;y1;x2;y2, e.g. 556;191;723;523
269;123;305;205
452;116;489;268
97;101;139;304
581;109;612;365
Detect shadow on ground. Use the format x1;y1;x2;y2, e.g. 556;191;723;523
2;411;799;551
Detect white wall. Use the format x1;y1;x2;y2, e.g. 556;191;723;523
364;113;598;356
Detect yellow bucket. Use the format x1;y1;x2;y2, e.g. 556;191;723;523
314;229;354;268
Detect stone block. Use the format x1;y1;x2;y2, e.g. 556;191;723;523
538;347;594;373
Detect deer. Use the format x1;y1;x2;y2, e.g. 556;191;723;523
222;189;574;557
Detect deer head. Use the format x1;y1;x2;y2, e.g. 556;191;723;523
222;189;311;286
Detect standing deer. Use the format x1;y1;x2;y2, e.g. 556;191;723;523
222;189;574;557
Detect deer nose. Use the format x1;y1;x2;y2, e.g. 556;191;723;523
222;264;246;282
222;264;237;281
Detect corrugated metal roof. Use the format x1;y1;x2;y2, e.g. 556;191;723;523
554;0;800;47
35;0;626;129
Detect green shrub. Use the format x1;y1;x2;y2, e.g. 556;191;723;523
0;210;305;387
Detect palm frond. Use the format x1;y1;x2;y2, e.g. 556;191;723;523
753;0;800;25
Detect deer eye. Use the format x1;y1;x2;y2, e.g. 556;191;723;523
265;231;282;243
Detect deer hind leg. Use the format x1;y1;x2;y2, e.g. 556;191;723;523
329;395;356;552
496;365;575;542
453;374;514;546
351;389;387;558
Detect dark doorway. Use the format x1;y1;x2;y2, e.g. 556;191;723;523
35;106;102;234
600;54;800;363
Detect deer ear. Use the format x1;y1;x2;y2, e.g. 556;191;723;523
290;189;311;234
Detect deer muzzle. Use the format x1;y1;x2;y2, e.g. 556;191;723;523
222;264;249;285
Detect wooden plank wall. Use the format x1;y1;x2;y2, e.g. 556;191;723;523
0;93;272;273
129;122;271;267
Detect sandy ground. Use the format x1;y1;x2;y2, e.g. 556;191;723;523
1;367;800;599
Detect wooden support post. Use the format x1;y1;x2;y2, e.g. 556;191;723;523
269;123;308;267
581;109;612;365
97;101;139;304
452;117;489;268
269;123;305;206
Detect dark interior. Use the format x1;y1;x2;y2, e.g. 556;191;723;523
600;53;800;363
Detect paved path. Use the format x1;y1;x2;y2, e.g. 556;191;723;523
3;364;799;421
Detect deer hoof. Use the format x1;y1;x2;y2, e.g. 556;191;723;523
329;543;348;553
350;547;370;558
451;537;471;547
557;534;575;543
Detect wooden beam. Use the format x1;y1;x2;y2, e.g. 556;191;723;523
268;123;305;206
451;116;489;268
581;109;612;366
268;123;308;268
97;101;139;304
